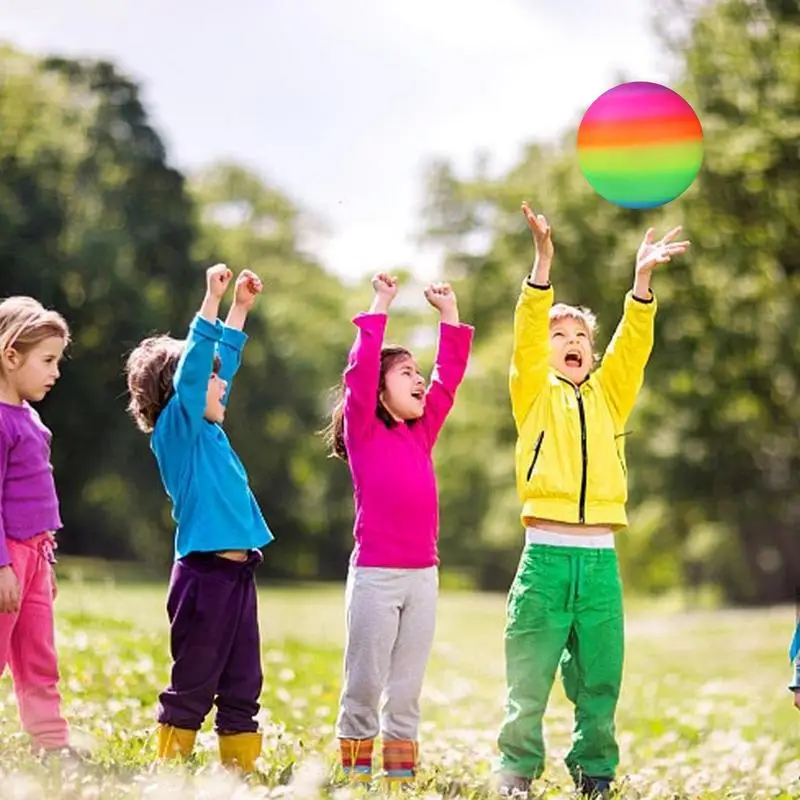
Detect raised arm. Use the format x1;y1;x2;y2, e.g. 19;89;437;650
218;269;263;404
595;225;690;425
790;623;800;706
216;327;247;404
342;273;397;444
417;283;474;448
510;202;555;431
171;264;231;427
593;292;656;424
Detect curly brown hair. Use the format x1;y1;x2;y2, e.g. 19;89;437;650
322;345;413;461
125;335;220;434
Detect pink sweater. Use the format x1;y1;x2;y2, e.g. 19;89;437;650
343;312;474;568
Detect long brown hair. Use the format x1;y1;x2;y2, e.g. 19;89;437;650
323;345;412;461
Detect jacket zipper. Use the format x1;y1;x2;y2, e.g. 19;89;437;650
556;376;588;524
526;431;545;482
575;387;588;524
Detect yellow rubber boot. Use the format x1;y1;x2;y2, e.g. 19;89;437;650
339;737;374;782
156;724;197;760
218;731;262;773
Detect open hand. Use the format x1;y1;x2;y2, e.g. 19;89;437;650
233;269;263;310
522;202;554;263
636;226;691;274
0;566;20;614
206;264;234;298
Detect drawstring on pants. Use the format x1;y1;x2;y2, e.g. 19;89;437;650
15;532;57;568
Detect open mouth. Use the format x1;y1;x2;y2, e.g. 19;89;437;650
564;350;583;368
411;389;424;401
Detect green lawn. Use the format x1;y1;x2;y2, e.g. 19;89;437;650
0;580;798;798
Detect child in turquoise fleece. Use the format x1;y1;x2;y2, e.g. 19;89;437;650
790;619;799;710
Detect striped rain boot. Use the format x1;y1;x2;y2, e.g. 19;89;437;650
382;738;418;784
339;737;374;783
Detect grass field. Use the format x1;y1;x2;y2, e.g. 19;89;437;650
0;580;798;799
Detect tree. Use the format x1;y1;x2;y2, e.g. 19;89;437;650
418;0;800;603
0;47;201;567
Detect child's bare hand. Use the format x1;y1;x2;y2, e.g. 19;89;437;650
522;202;554;263
369;273;398;314
424;282;457;312
206;264;234;299
233;270;263;310
794;690;800;711
0;566;20;614
424;282;459;324
372;273;399;299
636;226;691;274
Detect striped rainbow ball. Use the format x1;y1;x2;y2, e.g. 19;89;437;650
577;81;704;209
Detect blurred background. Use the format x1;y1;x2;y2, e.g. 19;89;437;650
0;0;797;606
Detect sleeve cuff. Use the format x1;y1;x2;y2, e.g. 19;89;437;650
626;289;658;311
189;314;224;341
353;312;389;332
523;278;553;292
440;321;474;330
630;289;656;305
221;325;249;350
440;321;475;343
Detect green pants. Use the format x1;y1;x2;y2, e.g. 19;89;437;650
496;543;624;782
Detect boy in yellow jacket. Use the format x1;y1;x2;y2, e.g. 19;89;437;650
494;203;690;798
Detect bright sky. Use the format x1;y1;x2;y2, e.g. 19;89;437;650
0;0;672;283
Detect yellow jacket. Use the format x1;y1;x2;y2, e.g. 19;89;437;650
509;279;657;529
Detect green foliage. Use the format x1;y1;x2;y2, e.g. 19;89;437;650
417;0;800;602
0;0;798;603
0;48;201;566
0;583;796;797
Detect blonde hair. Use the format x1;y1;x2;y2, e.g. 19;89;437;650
549;303;598;345
0;296;70;357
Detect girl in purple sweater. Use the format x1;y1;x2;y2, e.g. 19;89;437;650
0;296;74;758
325;273;473;785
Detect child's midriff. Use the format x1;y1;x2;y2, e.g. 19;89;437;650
216;550;249;562
526;517;614;536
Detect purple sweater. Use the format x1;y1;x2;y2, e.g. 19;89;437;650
0;401;62;567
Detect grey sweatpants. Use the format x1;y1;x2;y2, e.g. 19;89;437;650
336;566;438;741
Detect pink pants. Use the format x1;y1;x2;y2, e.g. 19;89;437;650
0;533;69;750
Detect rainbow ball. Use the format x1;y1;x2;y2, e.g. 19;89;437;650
577;81;704;209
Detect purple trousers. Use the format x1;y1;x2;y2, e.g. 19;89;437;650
157;551;263;733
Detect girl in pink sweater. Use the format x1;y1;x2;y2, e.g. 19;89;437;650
0;296;76;760
325;273;473;786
